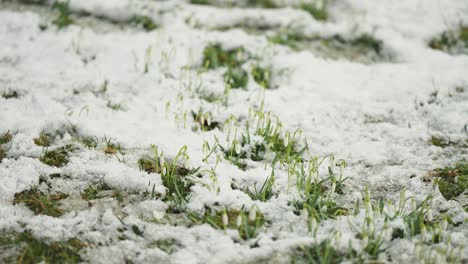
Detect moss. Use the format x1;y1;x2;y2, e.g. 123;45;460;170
432;160;467;200
39;145;74;167
33;132;54;147
130;16;158;31
13;187;68;217
202;44;247;69
0;231;84;264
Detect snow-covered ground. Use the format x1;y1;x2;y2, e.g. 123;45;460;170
0;0;467;263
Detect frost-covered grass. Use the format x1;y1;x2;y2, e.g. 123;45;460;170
0;0;467;263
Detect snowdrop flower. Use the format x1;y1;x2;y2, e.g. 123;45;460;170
235;142;241;155
421;226;427;237
249;206;257;221
441;219;448;230
329;156;335;172
411;199;417;211
330;182;336;194
426;209;433;222
206;115;211;126
161;165;167;175
301;208;309;219
236;215;242;227
284;133;289;147
199;115;205;127
159;155;165;168
384;228;392;241
222;211;229;227
365;201;372;213
361;236;368;248
310;217;317;231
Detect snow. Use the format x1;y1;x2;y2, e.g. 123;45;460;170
0;0;467;263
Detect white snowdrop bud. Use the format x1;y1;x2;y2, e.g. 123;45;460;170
249;206;257;221
365;201;371;213
236;215;243;227
384;228;392;241
426;209;433;222
199;115;205;126
361;236;368;248
330;182;336;194
301;208;309;219
235;142;241;155
206;115;211;126
441;219;448;230
222;211;229;227
329;156;335;172
421;226;427;237
310;217;317;231
284;134;289;147
161;165;167;175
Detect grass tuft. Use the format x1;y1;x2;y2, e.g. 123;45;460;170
139;146;196;212
224;67;248;89
39;145;74;167
130;16;158;31
430;160;467;200
13;187;68;217
0;231;84;263
0;131;13;145
52;0;74;29
429;26;468;55
34;132;54;147
189;206;266;240
251;65;272;89
81;184;111;201
1;89;19;99
202;44;247;69
293;239;355;264
300;1;328;21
